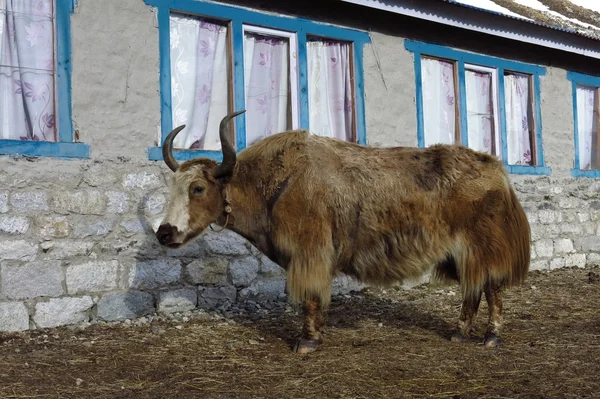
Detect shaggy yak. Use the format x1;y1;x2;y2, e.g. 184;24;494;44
156;110;530;354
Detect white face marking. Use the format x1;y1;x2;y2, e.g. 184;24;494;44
161;168;201;236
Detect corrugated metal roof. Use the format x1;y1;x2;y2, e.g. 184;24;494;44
440;0;600;41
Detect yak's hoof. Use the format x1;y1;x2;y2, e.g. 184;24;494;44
293;339;321;354
450;331;470;343
483;332;502;348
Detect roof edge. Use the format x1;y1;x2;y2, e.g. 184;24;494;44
340;0;600;60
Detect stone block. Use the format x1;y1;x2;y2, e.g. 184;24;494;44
106;191;129;214
259;255;285;279
586;253;600;265
144;194;166;215
120;218;147;234
203;230;248;256
565;253;586;268
186;257;228;285
239;280;285;299
0;240;38;261
577;212;590;223
157;288;197;313
34;216;70;238
128;259;181;289
198;285;237;309
332;274;365;295
538;210;561;224
53;190;106;215
549;257;565;270
529;260;549;271
83;165;117;187
123;172;162;190
229;256;259;286
1;260;63;299
33;297;93;328
10;192;49;212
0;192;8;213
558;197;577;209
41;241;94;260
574;236;600;252
560;223;582;235
553;238;574;254
66;260;119;294
96;291;154;321
0;302;29;332
534;239;553;258
0;216;29;234
72;217;115;238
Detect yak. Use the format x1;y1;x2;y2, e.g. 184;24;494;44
155;110;530;354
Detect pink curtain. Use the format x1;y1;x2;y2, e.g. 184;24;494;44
576;86;598;170
505;73;533;165
465;70;494;155
0;0;56;142
421;58;456;146
169;14;229;150
307;39;353;141
243;32;290;146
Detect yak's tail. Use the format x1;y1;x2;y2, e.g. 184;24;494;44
433;185;530;298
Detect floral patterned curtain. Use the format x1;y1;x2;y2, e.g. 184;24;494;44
169;13;229;150
243;32;290;147
505;73;533;165
0;0;56;142
576;85;598;170
307;39;353;141
466;69;495;156
421;58;456;146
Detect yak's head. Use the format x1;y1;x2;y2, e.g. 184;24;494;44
155;110;245;248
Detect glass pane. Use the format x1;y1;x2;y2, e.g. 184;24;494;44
421;57;456;146
307;38;353;142
466;69;496;156
243;30;291;146
576;85;599;170
169;13;229;150
505;73;534;165
0;1;56;142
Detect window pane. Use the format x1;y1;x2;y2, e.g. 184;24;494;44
466;69;496;156
505;73;534;165
576;85;599;170
421;58;456;146
307;38;353;142
169;13;229;150
0;0;56;142
243;30;292;146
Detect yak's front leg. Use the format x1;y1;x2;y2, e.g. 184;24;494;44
294;297;325;354
451;290;482;343
483;282;503;348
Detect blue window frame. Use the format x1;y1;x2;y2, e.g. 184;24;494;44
0;0;89;159
144;0;370;162
405;40;551;176
567;72;600;178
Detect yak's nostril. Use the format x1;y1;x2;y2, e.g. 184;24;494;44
156;224;175;245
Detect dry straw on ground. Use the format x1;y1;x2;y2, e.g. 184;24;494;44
1;266;599;398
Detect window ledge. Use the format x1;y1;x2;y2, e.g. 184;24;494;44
505;165;551;175
148;147;224;162
0;140;90;159
570;168;600;178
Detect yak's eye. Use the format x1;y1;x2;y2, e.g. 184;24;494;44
192;186;205;195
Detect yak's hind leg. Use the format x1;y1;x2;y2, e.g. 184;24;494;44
451;290;482;343
483;281;503;347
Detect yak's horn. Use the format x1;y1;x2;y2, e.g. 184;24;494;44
212;110;246;179
162;125;186;172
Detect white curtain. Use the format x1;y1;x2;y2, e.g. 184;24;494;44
505;73;533;165
0;0;56;142
576;85;598;170
466;70;494;155
169;13;228;150
307;39;353;141
243;32;290;146
421;58;456;146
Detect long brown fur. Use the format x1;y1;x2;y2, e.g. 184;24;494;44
163;128;531;348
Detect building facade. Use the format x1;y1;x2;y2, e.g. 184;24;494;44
1;0;600;332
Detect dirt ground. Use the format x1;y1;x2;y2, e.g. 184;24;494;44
1;266;599;399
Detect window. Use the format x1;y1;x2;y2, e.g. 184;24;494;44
567;72;600;177
406;40;549;175
145;0;369;162
0;0;88;158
